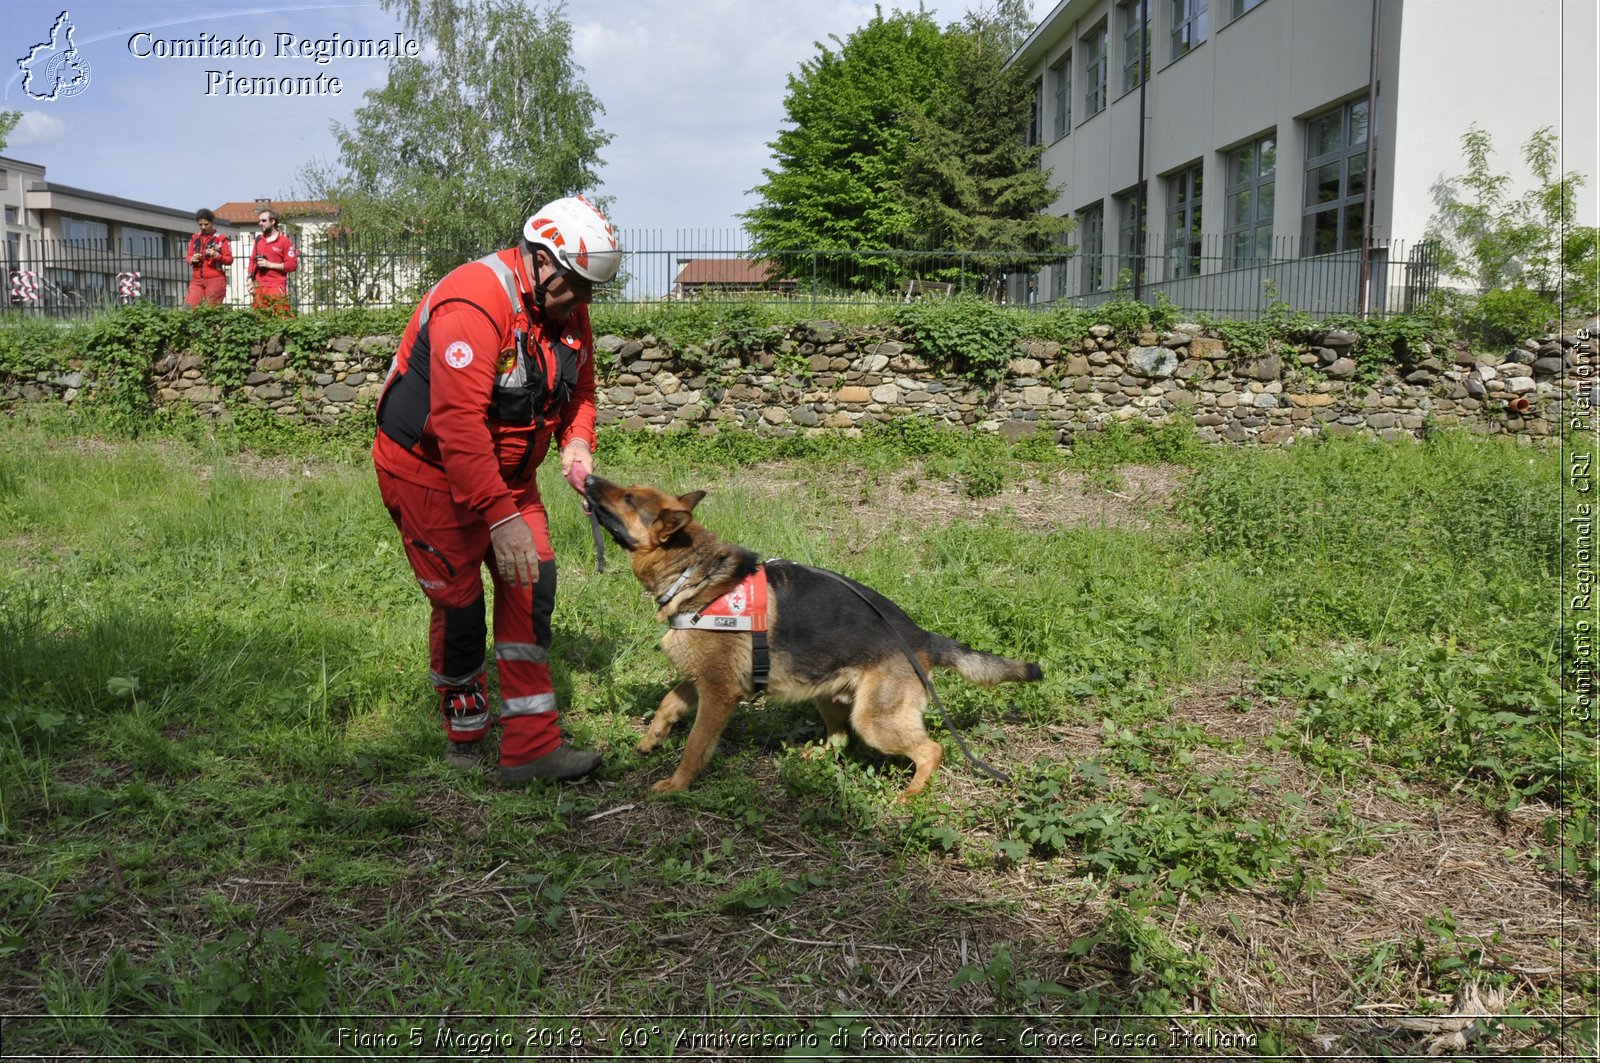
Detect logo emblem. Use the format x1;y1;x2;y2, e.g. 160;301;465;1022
443;341;474;370
496;347;517;373
18;11;91;101
726;585;747;615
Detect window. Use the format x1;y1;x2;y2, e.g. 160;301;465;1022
3;206;15;226
1231;0;1266;17
1171;0;1208;59
45;267;111;299
60;214;109;249
1302;98;1369;255
1082;23;1107;117
1051;227;1072;299
1166;164;1204;278
1050;53;1072;139
1079;203;1105;294
1225;134;1276;265
1026;77;1044;147
1120;1;1150;94
122;226;167;256
1116;186;1148;284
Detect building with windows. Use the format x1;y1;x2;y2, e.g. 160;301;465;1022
0;155;238;310
1009;0;1597;314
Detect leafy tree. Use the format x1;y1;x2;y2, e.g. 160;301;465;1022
0;112;18;151
745;5;1066;295
1427;124;1593;308
895;9;1071;292
304;0;610;268
743;7;956;281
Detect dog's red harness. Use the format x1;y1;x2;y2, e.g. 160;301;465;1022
668;566;768;632
667;565;771;688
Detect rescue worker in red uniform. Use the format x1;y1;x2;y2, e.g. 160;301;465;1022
183;208;233;307
373;196;622;783
249;207;298;315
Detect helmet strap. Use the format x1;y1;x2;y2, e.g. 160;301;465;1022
523;238;550;311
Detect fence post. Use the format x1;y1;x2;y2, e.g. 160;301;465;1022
810;253;818;313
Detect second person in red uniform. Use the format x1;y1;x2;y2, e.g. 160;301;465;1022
373;196;621;783
249;207;298;314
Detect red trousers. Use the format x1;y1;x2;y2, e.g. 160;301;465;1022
376;468;562;766
185;275;226;307
252;287;293;316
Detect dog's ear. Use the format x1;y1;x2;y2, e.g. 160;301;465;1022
677;490;706;512
653;506;693;543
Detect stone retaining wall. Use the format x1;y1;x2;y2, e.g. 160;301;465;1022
3;322;1592;445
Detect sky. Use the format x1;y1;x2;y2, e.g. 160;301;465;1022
0;0;1049;242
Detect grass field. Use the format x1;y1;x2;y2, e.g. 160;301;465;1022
0;408;1593;1059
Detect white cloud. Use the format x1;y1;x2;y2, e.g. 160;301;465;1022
7;111;67;148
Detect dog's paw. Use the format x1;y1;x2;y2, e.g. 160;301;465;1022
651;777;687;793
635;736;660;754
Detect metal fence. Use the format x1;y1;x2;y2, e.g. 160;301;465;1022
2;228;1440;321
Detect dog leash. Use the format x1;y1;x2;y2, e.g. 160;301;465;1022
585;502;606;573
799;565;1012;786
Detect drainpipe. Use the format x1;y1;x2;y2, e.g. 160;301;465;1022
1134;0;1149;301
1358;0;1382;317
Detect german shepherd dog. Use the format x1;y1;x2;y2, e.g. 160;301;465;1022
584;475;1043;799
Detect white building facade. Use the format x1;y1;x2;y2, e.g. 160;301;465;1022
1009;0;1598;315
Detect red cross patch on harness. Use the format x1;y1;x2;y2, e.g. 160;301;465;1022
668;566;769;632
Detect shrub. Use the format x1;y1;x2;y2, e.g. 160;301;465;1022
1456;287;1559;349
894;294;1021;386
0;314;85;379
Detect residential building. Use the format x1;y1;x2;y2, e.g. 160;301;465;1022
672;258;797;298
1;154;237;309
1008;0;1598;314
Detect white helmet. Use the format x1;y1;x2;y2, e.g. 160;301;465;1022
522;195;622;284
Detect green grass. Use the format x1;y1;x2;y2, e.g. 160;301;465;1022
0;408;1591;1058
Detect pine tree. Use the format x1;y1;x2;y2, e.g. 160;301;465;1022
895;11;1071;291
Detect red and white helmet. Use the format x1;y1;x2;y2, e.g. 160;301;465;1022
523;195;622;284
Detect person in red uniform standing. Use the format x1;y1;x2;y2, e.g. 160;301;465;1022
373;196;621;784
183;208;232;307
249;208;298;315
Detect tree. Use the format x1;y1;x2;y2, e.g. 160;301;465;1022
304;0;610;269
744;5;1067;294
1428;124;1591;298
895;10;1071;291
0;112;19;152
743;7;956;283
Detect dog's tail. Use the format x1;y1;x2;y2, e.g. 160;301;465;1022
929;636;1043;687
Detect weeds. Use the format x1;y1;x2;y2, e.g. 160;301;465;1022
0;417;1584;1058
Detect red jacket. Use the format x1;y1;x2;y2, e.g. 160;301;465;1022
248;232;298;292
373;247;598;527
186;232;233;279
